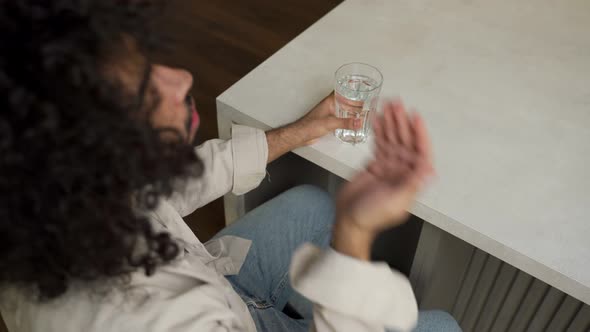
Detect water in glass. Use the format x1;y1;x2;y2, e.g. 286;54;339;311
335;74;380;144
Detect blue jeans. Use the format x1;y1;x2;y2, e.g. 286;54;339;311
213;185;461;332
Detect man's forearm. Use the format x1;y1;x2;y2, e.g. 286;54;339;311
265;124;306;163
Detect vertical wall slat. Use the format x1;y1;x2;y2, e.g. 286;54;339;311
545;296;583;332
566;304;590;332
508;278;550;332
489;270;534;332
452;250;488;322
413;230;590;332
474;262;518;332
525;287;565;331
461;256;503;331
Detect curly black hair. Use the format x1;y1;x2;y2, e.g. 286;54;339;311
0;0;202;300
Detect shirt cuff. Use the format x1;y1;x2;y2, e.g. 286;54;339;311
289;244;419;331
230;125;268;195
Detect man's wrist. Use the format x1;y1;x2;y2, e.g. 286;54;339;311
332;217;377;261
265;123;307;163
281;122;309;148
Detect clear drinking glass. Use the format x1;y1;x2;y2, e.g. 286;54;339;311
334;62;383;144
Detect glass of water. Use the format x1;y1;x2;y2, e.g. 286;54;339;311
334;62;383;144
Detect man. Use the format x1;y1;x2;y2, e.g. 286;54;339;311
0;1;460;331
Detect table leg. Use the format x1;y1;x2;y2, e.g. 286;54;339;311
410;221;444;305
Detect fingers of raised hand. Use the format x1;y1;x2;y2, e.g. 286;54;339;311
372;100;435;182
379;100;412;147
382;101;398;145
368;158;412;183
410;112;433;166
392;101;412;147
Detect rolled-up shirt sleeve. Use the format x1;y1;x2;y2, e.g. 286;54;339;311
229;125;268;195
167;125;268;217
290;244;419;332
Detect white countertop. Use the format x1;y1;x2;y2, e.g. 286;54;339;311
217;0;590;303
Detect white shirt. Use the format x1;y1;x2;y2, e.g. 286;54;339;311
0;125;418;332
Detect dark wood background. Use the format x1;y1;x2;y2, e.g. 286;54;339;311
0;1;341;330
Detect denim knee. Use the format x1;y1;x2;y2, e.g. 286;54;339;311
280;185;335;226
282;185;332;207
417;310;461;332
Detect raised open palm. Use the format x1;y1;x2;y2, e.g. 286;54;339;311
336;100;434;233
